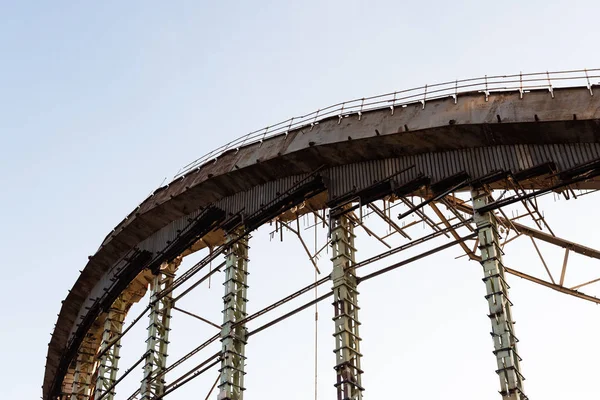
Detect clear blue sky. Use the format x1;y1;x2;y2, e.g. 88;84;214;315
1;1;600;399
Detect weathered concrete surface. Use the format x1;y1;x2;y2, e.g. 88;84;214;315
44;87;600;399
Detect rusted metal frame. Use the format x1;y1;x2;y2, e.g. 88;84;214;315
69;333;100;400
472;188;527;400
301;209;333;262
53;249;152;400
327;165;416;219
95;353;148;400
302;205;331;230
567;185;579;200
501;233;522;249
92;217;468;400
381;219;420;240
528;237;556;284
506;267;600;304
570;188;600;199
277;219;322;274
358;233;477;282
205;373;221;400
440;198;475;232
247;292;334;338
161;240;232;300
311;238;334;263
96;258;225;361
93;294;129;400
356;219;473;272
342;198;397;223
324;195;414;239
99;239;225;367
237;276;330;328
570;276;600;291
429;202;479;261
171;261;226;304
172;306;221;329
367;202;411;239
134;276;331;399
433;214;461;226
330;214;364;400
509;223;600;259
218;229;250;400
496;207;518;233
507;179;549;233
243;174;327;232
447;194;600;261
156;354;222;400
125;333;221;400
229;219;472;334
95;303;150;360
507;213;532;222
140;259;181;400
559;249;570;286
457;236;482;260
400;197;449;236
398;173;470;221
347;211;391;249
476;164;600;214
472;237;480;253
162;169;326;300
162;352;221;393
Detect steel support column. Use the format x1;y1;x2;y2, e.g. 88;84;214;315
331;214;363;400
217;229;249;400
93;294;128;400
140;258;181;399
70;333;101;400
472;188;527;400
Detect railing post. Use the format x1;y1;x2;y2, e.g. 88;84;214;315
331;213;363;400
93;294;129;400
218;228;249;400
471;188;527;400
140;257;181;399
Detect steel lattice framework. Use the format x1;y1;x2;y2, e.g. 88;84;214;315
44;69;600;400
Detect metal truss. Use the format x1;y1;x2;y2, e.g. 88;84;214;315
70;331;101;400
218;229;250;400
68;183;600;400
94;294;128;400
472;188;527;400
140;257;181;399
331;214;363;400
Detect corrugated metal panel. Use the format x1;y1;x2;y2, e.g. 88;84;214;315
215;173;310;217
68;141;600;356
323;143;600;199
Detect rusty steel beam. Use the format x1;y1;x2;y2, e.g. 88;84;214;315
505;267;600;304
447;197;600;260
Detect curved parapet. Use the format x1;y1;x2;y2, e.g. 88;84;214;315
44;71;600;399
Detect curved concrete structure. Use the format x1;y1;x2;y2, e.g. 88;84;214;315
44;86;600;399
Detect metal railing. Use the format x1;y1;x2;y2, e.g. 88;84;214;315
173;68;599;180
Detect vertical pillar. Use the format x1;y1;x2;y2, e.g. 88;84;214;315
70;333;100;400
331;214;363;400
93;294;128;400
140;258;181;399
218;229;249;400
472;188;527;400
